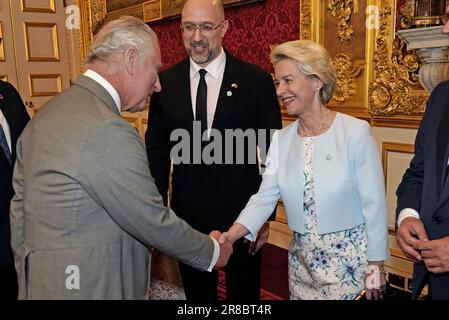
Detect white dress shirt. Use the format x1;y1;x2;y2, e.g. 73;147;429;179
190;47;226;133
84;69;121;113
397;157;449;226
0;109;12;152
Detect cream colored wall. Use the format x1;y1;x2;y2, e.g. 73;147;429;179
371;125;418;291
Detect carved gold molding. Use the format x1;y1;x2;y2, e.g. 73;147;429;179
368;4;427;117
333;53;362;102
326;0;359;45
399;0;415;29
76;0;106;70
300;0;312;40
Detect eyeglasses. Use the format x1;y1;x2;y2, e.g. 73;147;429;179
180;21;226;35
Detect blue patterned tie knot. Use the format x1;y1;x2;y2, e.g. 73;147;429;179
0;124;12;165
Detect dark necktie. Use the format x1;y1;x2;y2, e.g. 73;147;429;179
196;69;208;135
0;123;12;165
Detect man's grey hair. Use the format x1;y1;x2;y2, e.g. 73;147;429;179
86;16;159;65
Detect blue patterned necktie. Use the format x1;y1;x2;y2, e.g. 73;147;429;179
0;123;12;165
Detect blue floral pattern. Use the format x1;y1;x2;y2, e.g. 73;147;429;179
288;137;367;300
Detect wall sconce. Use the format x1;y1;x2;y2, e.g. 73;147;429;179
412;0;447;27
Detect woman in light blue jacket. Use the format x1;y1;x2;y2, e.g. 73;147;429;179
221;40;388;300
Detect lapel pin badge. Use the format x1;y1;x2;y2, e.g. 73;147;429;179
227;91;232;97
231;83;238;89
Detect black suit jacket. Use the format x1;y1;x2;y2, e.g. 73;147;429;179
396;80;449;299
0;81;29;271
146;52;282;233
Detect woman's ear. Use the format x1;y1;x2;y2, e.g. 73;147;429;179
313;77;323;92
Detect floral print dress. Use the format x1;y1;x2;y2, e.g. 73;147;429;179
288;136;368;300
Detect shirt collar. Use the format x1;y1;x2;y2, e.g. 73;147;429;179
84;69;121;112
190;47;226;80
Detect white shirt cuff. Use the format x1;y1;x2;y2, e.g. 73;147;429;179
207;236;220;272
397;208;420;226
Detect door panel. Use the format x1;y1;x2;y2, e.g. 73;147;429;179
0;0;18;86
9;0;70;114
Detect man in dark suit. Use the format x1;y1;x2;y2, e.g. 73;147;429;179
395;20;449;300
0;79;30;299
146;0;282;300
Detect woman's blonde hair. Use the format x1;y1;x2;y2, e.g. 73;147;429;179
270;40;336;104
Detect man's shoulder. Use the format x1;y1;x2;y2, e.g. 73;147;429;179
159;58;189;80
428;80;449;101
0;80;18;95
435;79;449;90
226;52;270;78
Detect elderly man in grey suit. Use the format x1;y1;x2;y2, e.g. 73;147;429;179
9;16;232;300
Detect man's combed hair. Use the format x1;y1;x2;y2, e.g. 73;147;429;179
270;40;336;104
86;16;158;65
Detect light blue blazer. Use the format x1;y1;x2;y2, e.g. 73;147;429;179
236;113;388;261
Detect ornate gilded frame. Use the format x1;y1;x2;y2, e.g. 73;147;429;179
300;0;428;128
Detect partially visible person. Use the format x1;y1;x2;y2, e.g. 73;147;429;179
394;16;449;301
220;40;388;300
146;0;282;300
0;79;30;300
9;16;232;300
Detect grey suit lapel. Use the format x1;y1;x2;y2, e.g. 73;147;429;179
72;75;120;116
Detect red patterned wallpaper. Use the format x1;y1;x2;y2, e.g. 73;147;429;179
150;0;299;72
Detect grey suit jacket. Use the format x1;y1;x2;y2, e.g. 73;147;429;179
10;76;214;299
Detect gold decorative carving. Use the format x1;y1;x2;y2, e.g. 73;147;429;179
326;0;359;45
0;21;4;62
300;0;312;40
75;0;106;70
333;53;361;102
91;0;107;34
399;0;415;29
368;5;427;116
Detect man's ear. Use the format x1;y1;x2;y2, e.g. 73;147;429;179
124;47;138;76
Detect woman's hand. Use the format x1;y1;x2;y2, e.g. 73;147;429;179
247;222;270;255
364;261;387;300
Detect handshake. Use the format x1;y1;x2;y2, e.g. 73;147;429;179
208;222;270;269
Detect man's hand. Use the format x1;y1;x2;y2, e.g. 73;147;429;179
210;230;233;269
396;217;428;262
417;236;449;273
247;222;269;255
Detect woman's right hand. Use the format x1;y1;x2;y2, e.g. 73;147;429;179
218;223;249;245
